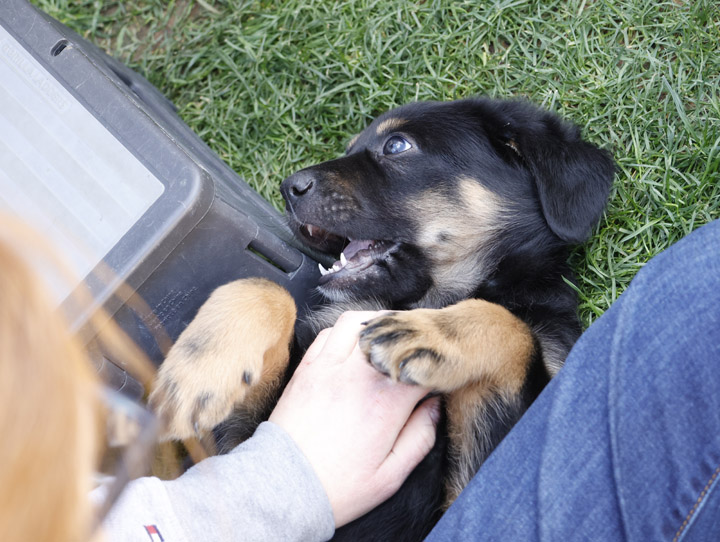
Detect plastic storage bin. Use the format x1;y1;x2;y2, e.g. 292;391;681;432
0;0;320;399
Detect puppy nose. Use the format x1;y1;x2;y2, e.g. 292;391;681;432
281;170;315;203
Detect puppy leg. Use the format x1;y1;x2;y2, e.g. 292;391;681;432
359;299;534;391
149;278;296;441
443;383;526;503
359;300;536;503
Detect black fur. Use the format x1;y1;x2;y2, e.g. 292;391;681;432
233;98;613;539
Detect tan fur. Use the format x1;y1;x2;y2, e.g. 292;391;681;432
346;133;360;152
535;329;567;376
412;178;506;306
359;299;533;392
150;278;297;440
444;384;523;503
359;299;535;507
375;117;408;135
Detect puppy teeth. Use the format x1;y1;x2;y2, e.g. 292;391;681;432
318;263;329;276
307;225;314;237
340;253;348;266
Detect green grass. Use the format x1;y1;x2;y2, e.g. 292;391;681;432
32;0;720;326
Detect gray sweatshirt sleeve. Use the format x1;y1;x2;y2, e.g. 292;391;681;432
97;421;336;541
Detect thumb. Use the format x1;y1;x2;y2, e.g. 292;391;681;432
378;396;441;493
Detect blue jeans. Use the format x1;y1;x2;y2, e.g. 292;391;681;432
428;219;720;541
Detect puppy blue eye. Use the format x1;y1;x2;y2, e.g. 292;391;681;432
383;135;412;155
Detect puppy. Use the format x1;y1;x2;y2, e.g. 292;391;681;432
150;98;614;540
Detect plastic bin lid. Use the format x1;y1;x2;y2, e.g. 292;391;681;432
0;7;214;332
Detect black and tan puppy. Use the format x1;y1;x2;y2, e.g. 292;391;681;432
150;98;615;540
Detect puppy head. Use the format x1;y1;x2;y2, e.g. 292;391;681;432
281;99;614;306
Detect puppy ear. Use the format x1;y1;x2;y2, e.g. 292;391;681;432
507;105;615;244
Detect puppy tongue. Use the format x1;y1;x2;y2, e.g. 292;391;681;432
342;239;374;260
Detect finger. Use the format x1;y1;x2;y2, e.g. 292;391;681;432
342;342;433;436
301;327;332;364
377;396;441;491
312;311;384;365
368;369;432;421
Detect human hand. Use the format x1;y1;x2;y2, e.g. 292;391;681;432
268;311;441;528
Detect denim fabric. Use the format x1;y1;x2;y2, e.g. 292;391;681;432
427;219;720;541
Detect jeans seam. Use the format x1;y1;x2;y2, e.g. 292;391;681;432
672;465;720;542
608;275;638;542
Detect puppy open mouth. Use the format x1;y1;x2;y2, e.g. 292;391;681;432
299;224;397;285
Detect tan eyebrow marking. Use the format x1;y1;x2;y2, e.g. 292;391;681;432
346;133;360;152
375;118;408;136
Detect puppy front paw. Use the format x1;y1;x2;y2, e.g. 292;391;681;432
359;311;448;388
359;301;536;394
149;334;262;441
148;278;296;441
